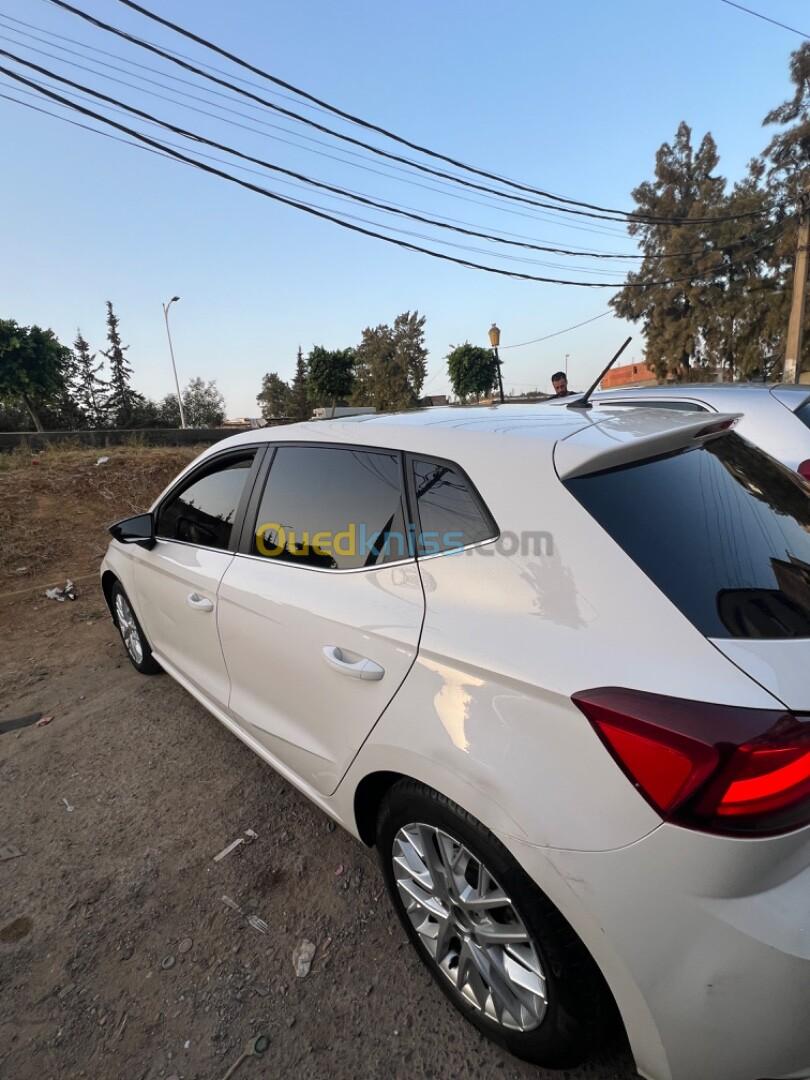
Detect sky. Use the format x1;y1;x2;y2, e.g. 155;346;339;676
0;0;806;416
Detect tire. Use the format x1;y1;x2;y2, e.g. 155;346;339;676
376;779;613;1069
110;581;161;675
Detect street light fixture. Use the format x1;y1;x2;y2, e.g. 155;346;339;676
488;322;505;404
162;295;186;429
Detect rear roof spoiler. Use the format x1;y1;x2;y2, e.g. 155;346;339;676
555;410;742;480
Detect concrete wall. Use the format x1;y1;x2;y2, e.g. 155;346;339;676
0;427;251;452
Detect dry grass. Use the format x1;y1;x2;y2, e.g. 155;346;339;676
0;444;204;593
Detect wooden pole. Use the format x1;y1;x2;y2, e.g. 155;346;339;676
784;186;810;384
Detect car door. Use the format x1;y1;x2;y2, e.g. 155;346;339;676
130;447;263;707
216;442;425;795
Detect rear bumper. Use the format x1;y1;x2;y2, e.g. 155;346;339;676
507;822;810;1080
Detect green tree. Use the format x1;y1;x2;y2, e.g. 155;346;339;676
182;377;226;427
760;40;810;376
256;372;291;421
352;311;428;411
307;346;355;416
446;342;500;401
157;393;181;427
128;394;162;428
288;347;311;421
102;301;138;427
0;319;72;431
609;123;730;381
71;330;108;428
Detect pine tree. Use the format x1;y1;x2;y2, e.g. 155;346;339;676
102;301;138;427
288;347;311;420
71;330;107;428
610;123;729;380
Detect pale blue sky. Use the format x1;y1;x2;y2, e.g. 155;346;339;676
0;0;805;414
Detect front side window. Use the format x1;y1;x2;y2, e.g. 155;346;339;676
157;453;255;550
252;445;407;570
411;457;497;555
566;433;810;639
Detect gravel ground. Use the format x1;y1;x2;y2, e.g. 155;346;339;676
0;579;638;1080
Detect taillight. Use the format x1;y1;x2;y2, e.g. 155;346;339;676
573;688;810;836
798;460;810;482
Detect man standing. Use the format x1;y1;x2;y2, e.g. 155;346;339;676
551;371;570;396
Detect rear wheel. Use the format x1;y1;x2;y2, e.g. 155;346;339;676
376;780;612;1068
111;581;161;675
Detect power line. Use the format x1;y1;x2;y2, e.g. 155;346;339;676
718;0;808;38
0;9;642;239
0;64;783;287
499;312;612;349
0;19;642;244
3;46;759;267
112;0;785;223
47;0;770;228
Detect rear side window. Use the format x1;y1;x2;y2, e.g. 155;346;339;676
157;453;255;550
794;398;810;430
252;445;407;570
566;433;810;639
411;457;497;555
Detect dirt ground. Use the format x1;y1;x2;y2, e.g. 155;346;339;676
0;447;637;1080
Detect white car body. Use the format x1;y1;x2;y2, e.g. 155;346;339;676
590;382;810;476
101;404;810;1080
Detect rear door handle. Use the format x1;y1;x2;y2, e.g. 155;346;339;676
322;645;384;681
186;592;214;612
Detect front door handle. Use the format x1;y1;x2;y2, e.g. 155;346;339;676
186;592;214;612
322;645;384;681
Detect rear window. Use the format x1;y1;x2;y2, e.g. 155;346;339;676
566;433;810;639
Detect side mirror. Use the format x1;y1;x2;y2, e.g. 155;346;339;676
109;512;156;549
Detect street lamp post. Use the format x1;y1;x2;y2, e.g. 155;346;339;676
162;295;186;429
488;322;505;404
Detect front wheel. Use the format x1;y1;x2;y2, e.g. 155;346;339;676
111;581;161;675
376;780;613;1068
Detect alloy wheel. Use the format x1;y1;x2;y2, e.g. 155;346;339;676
392;822;548;1032
114;592;144;665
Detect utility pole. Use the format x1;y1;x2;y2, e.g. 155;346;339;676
784;184;810;384
162;296;186;428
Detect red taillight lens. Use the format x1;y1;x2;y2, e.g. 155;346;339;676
573;688;810;835
798;459;810;482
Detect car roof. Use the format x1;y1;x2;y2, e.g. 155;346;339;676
593;382;806;397
213;402;741;466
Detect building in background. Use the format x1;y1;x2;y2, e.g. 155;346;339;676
601;362;657;389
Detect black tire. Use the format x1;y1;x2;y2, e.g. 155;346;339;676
376;779;613;1069
110;581;161;675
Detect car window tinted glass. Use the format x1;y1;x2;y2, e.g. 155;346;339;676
795;399;810;430
566;432;810;639
157;454;255;549
252;446;406;570
412;458;496;555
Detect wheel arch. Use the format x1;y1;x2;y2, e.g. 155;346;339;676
100;569;118;615
353;769;405;846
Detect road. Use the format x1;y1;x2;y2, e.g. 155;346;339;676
0;583;637;1080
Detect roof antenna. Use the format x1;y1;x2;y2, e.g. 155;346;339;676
567;336;632;409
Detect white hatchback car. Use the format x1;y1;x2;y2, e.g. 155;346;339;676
101;404;810;1080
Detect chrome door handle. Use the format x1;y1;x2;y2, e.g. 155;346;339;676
322;645;384;681
186;592;214;612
